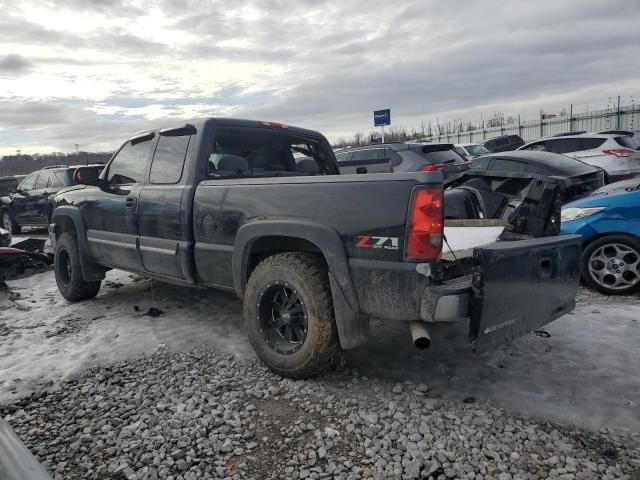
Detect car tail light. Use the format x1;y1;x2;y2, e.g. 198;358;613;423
602;149;634;157
405;187;443;261
419;164;445;172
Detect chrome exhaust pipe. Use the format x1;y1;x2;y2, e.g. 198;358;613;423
410;321;431;349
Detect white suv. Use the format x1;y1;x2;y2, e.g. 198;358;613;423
518;134;640;182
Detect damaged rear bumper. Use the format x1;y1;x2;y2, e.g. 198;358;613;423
348;234;582;351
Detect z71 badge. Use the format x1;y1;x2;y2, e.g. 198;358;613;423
355;235;400;250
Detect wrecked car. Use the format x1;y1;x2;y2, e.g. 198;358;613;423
0;238;52;283
49;118;581;379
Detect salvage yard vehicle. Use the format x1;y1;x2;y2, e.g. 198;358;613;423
336;143;469;177
518;134;640;183
0;175;25;197
467;151;605;203
561;188;640;295
1;165;104;234
49;118;582;378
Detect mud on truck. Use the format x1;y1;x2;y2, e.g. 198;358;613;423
49;118;582;378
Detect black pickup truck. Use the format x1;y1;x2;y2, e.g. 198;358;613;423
50;118;582;378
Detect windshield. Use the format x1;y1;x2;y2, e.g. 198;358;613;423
464;144;490;155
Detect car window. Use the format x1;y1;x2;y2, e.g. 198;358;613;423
35;173;50;189
208;127;331;177
386;149;402;166
108;137;154;185
335;152;351;162
465;145;490;155
469;157;492;170
522;141;547;152
53;170;74;186
614;136;638;149
415;145;466;165
18;173;38;191
454;146;467;156
352;149;380;161
550;138;581;154
150;135;191;184
579;138;606;150
489;159;529;173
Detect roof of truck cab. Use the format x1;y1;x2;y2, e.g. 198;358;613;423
130;118;325;141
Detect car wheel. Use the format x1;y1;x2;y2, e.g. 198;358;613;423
1;211;21;235
244;252;342;379
582;235;640;295
54;232;102;301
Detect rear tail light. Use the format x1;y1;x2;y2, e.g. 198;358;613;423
405;187;443;261
602;149;634;157
419;164;446;172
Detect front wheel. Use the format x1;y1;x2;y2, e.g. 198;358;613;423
582;235;640;295
243;252;342;379
2;211;20;235
54;232;102;301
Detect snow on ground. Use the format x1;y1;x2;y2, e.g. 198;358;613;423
1;269;639;436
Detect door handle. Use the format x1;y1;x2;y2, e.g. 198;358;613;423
125;197;137;208
356;167;368;174
538;258;553;279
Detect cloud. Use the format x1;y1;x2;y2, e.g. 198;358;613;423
0;54;33;76
0;0;639;155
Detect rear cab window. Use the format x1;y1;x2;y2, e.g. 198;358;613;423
208;127;334;178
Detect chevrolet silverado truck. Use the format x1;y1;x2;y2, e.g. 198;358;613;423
49;118;582;378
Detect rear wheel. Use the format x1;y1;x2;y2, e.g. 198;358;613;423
582;235;640;295
2;211;20;235
54;232;101;301
244;252;342;379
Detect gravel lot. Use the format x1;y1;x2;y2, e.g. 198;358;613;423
1;262;639;479
2;351;639;480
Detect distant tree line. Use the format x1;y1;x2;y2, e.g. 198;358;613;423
0;151;114;177
333;111;519;148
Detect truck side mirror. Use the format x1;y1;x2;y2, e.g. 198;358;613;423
73;167;100;186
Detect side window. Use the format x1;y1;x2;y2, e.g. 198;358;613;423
523;141;546;151
470;157;492;170
352;149;374;161
150;135;191;184
19;174;38;191
35;173;50;190
490;159;529;173
551;138;581;154
582;138;607;150
454;147;467;156
335;152;352;162
386;149;402;166
107;137;153;185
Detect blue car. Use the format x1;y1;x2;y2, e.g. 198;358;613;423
561;187;640;295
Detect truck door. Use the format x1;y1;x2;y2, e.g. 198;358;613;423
84;134;154;270
138;127;194;279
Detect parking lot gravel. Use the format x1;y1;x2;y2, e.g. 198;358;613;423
2;350;639;480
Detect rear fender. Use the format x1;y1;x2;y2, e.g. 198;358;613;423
51;206;106;281
233;220;366;349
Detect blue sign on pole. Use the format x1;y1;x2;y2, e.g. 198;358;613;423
374;109;391;127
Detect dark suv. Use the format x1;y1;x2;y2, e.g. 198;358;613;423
335;143;468;178
1;164;104;233
482;135;525;153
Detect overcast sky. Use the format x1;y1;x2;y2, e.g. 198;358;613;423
0;0;639;155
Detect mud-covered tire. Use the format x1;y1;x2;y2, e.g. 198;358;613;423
54;232;101;301
2;211;21;235
582;234;640;295
244;252;342;379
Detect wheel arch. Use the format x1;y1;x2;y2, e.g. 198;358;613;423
51;206;106;281
233;220;368;349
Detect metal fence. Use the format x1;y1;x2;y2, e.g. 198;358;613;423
430;103;640;144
